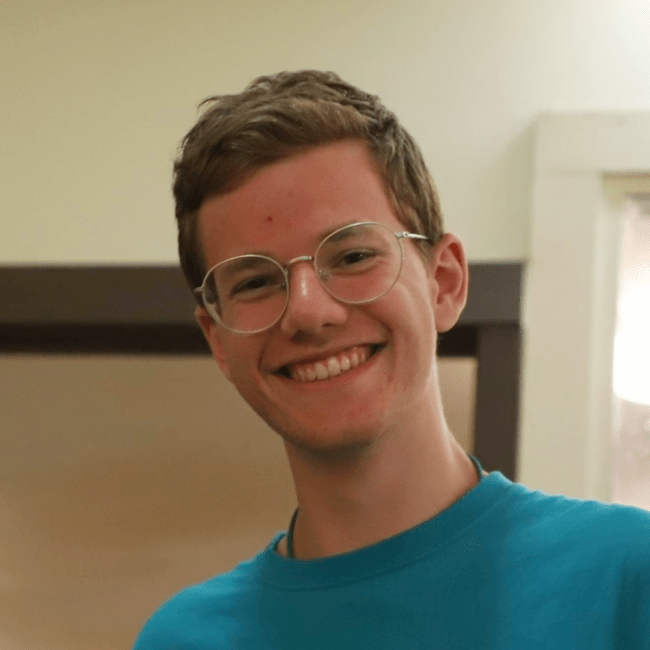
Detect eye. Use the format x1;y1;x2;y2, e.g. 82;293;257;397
328;248;379;272
236;276;271;291
229;274;285;300
340;250;375;265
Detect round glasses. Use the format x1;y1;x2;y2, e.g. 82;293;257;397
194;221;430;334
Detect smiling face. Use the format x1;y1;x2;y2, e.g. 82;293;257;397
195;140;467;456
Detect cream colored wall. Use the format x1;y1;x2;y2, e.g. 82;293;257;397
2;0;650;265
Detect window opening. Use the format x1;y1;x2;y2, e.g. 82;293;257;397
611;194;650;509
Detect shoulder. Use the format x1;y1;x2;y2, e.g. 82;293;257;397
495;476;650;565
131;551;266;649
510;479;649;530
483;474;648;550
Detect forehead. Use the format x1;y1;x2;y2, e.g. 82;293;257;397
197;140;403;264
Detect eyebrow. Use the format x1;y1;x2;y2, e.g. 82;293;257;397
323;222;368;244
219;255;278;277
220;221;370;263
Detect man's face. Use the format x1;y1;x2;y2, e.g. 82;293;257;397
196;140;457;456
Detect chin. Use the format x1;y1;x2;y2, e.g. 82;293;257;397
275;415;394;461
282;433;379;462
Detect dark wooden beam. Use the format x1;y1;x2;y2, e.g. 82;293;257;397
0;262;523;479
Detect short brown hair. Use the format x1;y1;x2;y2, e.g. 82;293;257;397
173;70;444;294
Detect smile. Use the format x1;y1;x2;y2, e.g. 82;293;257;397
279;345;381;382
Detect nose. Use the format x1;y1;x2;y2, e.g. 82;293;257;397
279;261;348;338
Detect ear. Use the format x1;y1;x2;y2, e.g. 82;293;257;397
429;233;469;333
195;306;233;383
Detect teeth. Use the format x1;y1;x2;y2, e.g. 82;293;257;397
327;358;341;376
314;362;328;380
288;346;373;382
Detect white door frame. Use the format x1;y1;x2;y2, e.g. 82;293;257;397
519;113;650;500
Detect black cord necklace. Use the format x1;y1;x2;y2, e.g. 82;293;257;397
286;507;300;560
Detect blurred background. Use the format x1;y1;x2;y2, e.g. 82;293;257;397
1;1;649;648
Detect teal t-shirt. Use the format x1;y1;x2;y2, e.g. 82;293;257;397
132;472;650;649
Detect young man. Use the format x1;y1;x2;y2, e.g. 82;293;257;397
133;71;650;649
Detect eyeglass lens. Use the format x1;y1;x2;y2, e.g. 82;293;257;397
204;223;403;333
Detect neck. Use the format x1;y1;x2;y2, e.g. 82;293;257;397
281;412;479;560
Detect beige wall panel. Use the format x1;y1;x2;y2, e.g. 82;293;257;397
1;354;475;650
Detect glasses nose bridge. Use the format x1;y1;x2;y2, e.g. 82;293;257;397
286;251;331;295
285;254;315;270
283;254;320;286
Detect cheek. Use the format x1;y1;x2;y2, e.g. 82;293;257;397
389;278;437;366
394;269;436;328
224;337;272;394
210;334;256;385
222;358;261;410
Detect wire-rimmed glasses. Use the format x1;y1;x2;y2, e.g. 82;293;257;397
194;221;430;334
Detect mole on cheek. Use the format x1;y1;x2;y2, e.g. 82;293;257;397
266;215;273;224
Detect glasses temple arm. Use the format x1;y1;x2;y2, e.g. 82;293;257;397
397;232;431;242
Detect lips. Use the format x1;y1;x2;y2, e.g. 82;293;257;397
277;345;380;382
